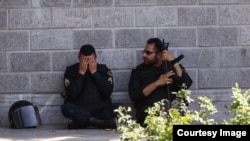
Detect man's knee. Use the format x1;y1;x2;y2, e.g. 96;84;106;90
61;103;77;117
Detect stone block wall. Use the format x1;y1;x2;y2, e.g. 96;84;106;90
1;0;250;126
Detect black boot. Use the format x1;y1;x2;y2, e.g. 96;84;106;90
90;117;116;129
67;120;82;129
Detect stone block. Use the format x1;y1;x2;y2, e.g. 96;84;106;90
39;0;71;7
52;51;78;71
186;69;197;90
178;48;220;68
0;10;7;30
199;0;238;4
10;52;50;71
38;106;66;124
157;0;196;5
219;48;250;67
157;28;196;47
190;92;231;123
115;0;155;6
0;0;29;8
52;9;91;28
135;50;144;66
211;101;232;123
189;101;232;123
199;68;250;89
193;89;233;102
97;50;135;69
10;9;51;29
72;0;112;7
135;7;176;27
135;50;146;66
31;73;64;93
198;69;240;89
0;74;29;93
219;6;250;25
73;30;112;49
93;7;134;28
0;31;29;51
0;52;7;71
240;0;250;3
32;94;64;106
115;29;154;48
198;27;238;47
111;92;132;104
240;69;250;88
31;30;72;50
0;106;9;126
178;7;217;26
241;26;250;45
0;94;32;107
113;71;131;91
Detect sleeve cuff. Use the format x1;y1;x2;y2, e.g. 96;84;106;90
91;71;101;80
77;73;85;79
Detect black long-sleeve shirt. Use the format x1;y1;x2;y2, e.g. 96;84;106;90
64;63;113;108
128;62;192;110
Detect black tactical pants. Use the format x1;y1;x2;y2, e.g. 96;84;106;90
61;103;116;128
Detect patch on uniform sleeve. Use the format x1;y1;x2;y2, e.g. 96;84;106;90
107;71;112;76
64;78;70;87
108;77;113;84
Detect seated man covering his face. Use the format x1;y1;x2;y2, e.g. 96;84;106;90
61;44;117;129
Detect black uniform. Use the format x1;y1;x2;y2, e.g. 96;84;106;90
128;62;192;126
61;63;115;128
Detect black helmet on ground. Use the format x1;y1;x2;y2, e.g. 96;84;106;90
8;100;42;129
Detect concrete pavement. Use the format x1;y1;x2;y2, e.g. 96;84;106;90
0;125;121;141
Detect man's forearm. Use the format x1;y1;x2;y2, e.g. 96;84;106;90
173;63;182;77
142;81;159;96
92;72;113;97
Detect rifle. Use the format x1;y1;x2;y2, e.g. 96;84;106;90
160;39;184;107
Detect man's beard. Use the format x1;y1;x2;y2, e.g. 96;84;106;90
144;56;158;66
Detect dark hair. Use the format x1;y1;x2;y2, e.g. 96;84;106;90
79;44;96;56
146;38;163;52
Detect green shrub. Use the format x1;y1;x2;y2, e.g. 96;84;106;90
223;83;250;125
114;83;250;141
